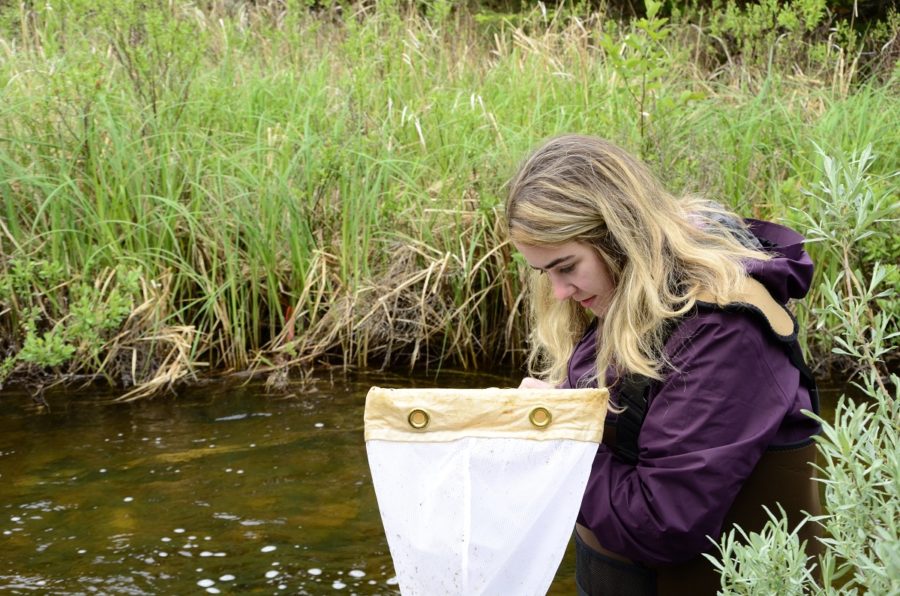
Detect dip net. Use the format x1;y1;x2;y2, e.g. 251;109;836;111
365;386;608;595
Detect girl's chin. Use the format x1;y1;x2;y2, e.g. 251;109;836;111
587;301;610;318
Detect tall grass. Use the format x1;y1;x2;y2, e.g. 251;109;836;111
0;1;897;395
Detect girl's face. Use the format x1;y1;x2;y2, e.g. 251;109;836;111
513;240;616;319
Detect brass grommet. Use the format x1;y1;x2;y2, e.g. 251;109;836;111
529;406;552;428
408;409;429;429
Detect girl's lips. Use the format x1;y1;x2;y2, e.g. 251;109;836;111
579;296;596;308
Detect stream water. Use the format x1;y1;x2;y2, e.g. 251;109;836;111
1;369;840;595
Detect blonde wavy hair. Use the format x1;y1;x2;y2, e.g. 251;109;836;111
505;135;770;386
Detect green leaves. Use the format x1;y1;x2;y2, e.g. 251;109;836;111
18;326;75;368
707;507;817;596
0;258;142;379
795;146;899;378
808;377;900;594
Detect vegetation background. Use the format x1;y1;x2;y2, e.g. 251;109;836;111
0;0;897;592
1;0;896;395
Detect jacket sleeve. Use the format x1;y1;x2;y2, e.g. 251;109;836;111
576;311;800;565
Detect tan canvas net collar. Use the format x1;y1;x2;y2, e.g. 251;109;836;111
365;387;608;443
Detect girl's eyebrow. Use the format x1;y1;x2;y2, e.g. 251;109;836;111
535;256;574;271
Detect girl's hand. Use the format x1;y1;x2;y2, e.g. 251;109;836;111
518;377;553;389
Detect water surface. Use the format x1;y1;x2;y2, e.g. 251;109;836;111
2;369;584;594
1;368;838;594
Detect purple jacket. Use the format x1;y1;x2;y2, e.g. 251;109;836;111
565;220;820;565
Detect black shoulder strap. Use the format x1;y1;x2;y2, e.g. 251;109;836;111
612;374;653;465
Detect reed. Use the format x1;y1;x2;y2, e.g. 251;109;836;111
0;1;897;394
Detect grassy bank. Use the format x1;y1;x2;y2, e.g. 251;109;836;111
0;1;897;396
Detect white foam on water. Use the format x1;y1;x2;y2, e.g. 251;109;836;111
161;537;171;542
386;577;399;586
314;423;324;428
332;580;346;589
261;545;276;553
215;414;248;422
200;551;213;557
123;497;133;503
197;579;215;588
219;575;235;581
174;528;185;534
214;552;227;557
159;552;168;557
307;568;322;576
206;589;220;594
265;570;279;579
348;570;365;578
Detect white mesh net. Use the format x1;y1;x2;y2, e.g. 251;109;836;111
365;387;608;595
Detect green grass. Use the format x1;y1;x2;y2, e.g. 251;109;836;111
0;1;897;392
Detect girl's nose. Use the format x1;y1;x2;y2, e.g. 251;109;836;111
551;278;575;301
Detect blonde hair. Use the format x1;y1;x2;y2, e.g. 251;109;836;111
505;135;769;386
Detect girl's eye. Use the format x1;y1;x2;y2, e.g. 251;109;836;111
557;264;575;274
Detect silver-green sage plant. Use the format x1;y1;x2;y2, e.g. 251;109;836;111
707;148;899;594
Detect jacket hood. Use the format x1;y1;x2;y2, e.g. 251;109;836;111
744;219;814;304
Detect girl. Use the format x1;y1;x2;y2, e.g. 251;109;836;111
505;135;821;595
